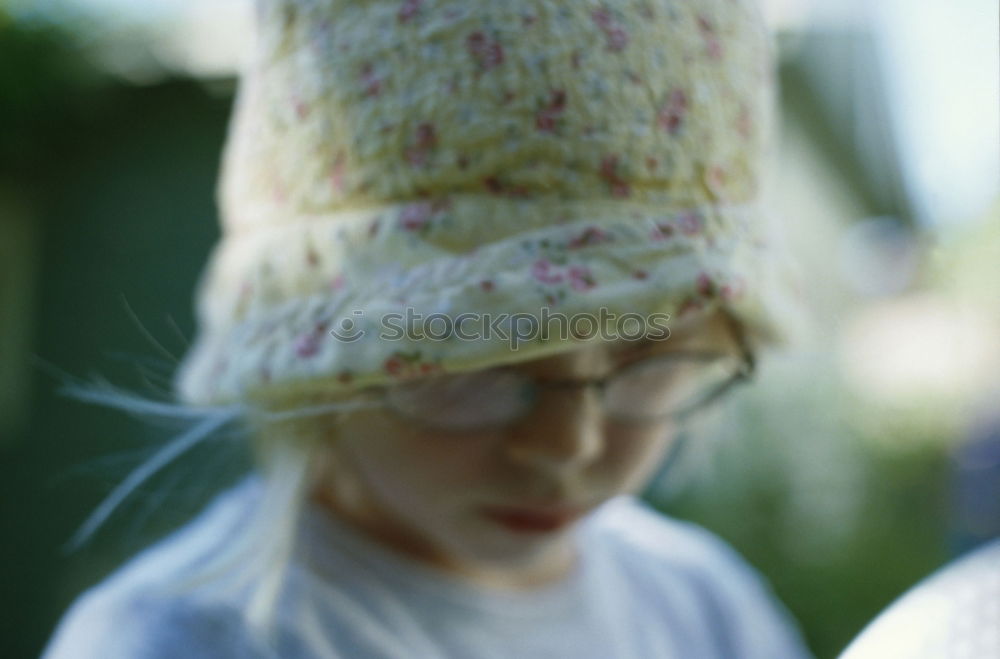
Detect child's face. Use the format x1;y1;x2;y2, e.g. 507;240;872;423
311;310;743;588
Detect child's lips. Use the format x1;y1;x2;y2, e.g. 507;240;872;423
480;503;588;533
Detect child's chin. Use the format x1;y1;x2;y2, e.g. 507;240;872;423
455;520;577;566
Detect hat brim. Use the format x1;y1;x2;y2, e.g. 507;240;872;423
175;196;799;407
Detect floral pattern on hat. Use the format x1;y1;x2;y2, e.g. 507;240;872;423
175;0;804;406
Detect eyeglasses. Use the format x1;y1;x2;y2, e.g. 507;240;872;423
373;318;755;432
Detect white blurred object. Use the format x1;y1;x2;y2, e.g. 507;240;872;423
21;0;254;79
837;294;1000;406
153;1;254;77
868;0;1000;228
837;217;921;297
839;539;1000;658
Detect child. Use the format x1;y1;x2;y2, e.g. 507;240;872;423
43;0;811;656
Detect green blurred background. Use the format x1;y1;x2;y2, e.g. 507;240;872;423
2;2;998;658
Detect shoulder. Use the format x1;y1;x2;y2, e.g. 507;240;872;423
41;586;265;659
43;478;270;659
583;495;813;659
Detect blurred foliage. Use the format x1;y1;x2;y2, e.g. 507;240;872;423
1;10;233;658
646;341;956;658
657;426;949;658
930;198;1000;312
0;7;111;181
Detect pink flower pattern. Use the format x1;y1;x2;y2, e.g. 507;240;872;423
397;0;422;24
697;14;723;60
404;122;437;167
383;350;441;378
360;61;383;98
591;8;630;52
535;89;567;134
398;198;452;232
657;88;688;134
567;266;596;291
330;151;347;192
696;272;715;297
736;103;753;139
529;259;598;294
294;322;329;359
567;226;613;249
678;211;704;235
399;203;433;231
531;259;564;285
650;221;676;241
705;165;728;200
599;154;631;198
293;97;310;119
466;31;504;71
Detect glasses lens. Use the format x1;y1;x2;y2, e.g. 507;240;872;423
604;355;741;421
385;369;531;431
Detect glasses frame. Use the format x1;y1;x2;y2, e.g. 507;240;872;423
375;313;757;431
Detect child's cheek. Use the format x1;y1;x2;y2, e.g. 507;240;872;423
598;425;676;487
404;430;500;490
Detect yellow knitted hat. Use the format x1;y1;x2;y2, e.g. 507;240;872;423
175;0;800;407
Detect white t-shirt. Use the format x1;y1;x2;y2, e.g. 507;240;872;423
43;476;812;658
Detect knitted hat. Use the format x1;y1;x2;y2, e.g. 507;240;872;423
175;0;801;407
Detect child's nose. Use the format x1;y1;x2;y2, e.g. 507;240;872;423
502;385;605;471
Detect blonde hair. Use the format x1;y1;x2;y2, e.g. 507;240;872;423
60;379;376;648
